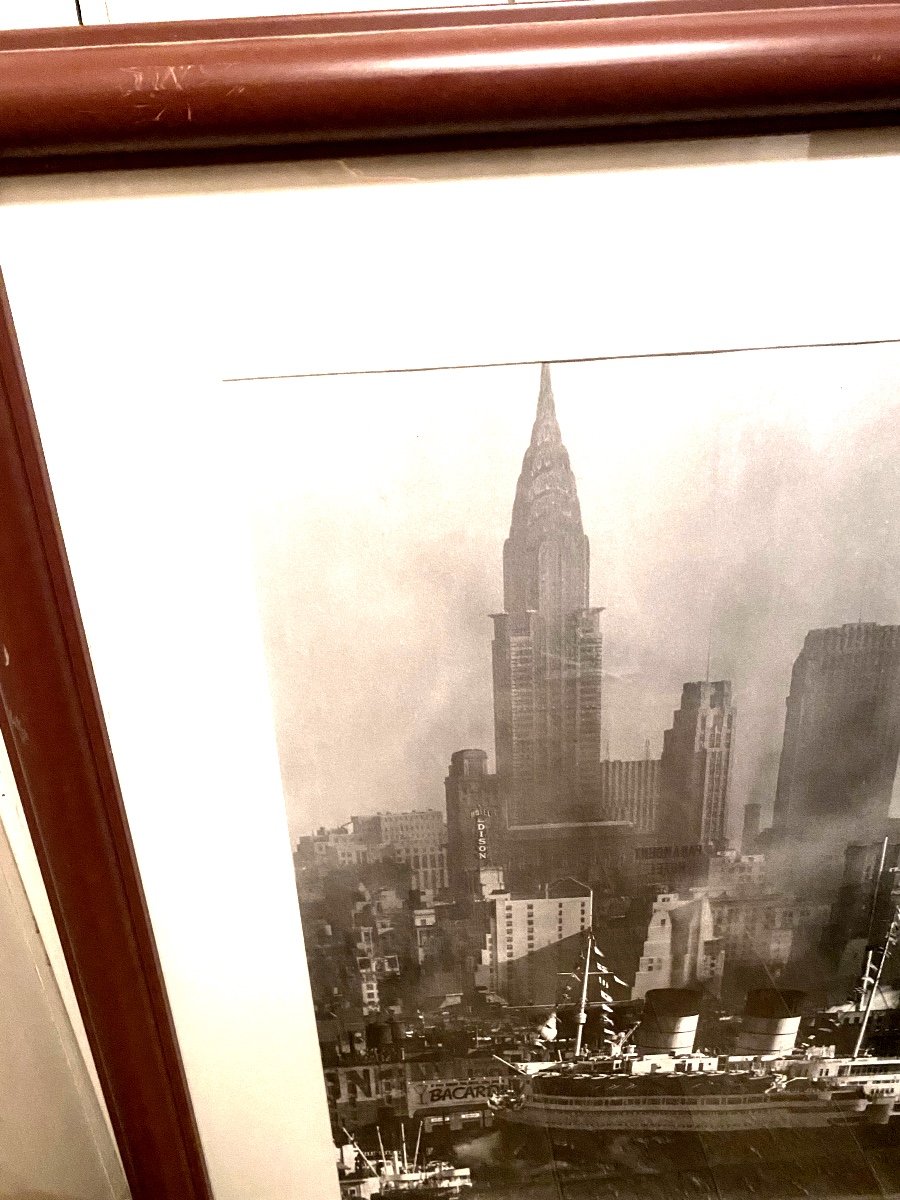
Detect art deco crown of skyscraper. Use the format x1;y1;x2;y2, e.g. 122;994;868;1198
503;363;589;621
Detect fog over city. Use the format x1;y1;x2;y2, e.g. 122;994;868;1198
245;344;900;839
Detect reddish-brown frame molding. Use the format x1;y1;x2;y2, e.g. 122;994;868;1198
2;1;900;165
0;4;898;1198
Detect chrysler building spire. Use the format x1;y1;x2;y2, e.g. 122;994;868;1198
535;360;558;426
504;364;589;621
493;365;603;825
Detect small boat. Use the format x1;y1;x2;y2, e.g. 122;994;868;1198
336;1124;473;1199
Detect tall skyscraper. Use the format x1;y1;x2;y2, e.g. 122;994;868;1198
491;365;603;825
773;623;900;847
658;681;736;846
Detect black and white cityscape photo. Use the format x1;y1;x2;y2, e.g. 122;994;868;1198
250;349;900;1200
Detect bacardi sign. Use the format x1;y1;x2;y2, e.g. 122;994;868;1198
407;1077;504;1111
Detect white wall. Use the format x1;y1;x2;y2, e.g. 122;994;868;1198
81;0;506;23
1;1;79;27
3;0;501;32
0;754;128;1199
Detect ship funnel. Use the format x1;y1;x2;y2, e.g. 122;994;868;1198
634;988;700;1056
736;989;805;1055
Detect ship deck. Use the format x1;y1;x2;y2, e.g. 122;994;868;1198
500;1088;874;1132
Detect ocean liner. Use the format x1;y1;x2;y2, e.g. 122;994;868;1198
492;908;900;1134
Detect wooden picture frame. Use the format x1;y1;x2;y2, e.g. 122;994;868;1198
0;7;899;1199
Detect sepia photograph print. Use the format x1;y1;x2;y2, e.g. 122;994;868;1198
239;346;900;1200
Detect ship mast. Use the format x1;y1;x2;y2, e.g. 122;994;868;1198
853;904;900;1058
574;929;592;1057
565;928;623;1058
341;1128;379;1181
864;836;890;946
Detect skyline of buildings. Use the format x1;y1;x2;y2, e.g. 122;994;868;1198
264;351;900;847
294;364;900;1026
286;362;900;1154
297;369;900;867
296;368;899;850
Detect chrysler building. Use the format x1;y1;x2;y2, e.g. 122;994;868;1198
491;365;604;826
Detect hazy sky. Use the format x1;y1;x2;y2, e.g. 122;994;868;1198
241;346;900;839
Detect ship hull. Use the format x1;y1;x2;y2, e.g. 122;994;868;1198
497;1095;875;1133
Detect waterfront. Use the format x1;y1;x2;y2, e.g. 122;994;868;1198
448;1123;900;1199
